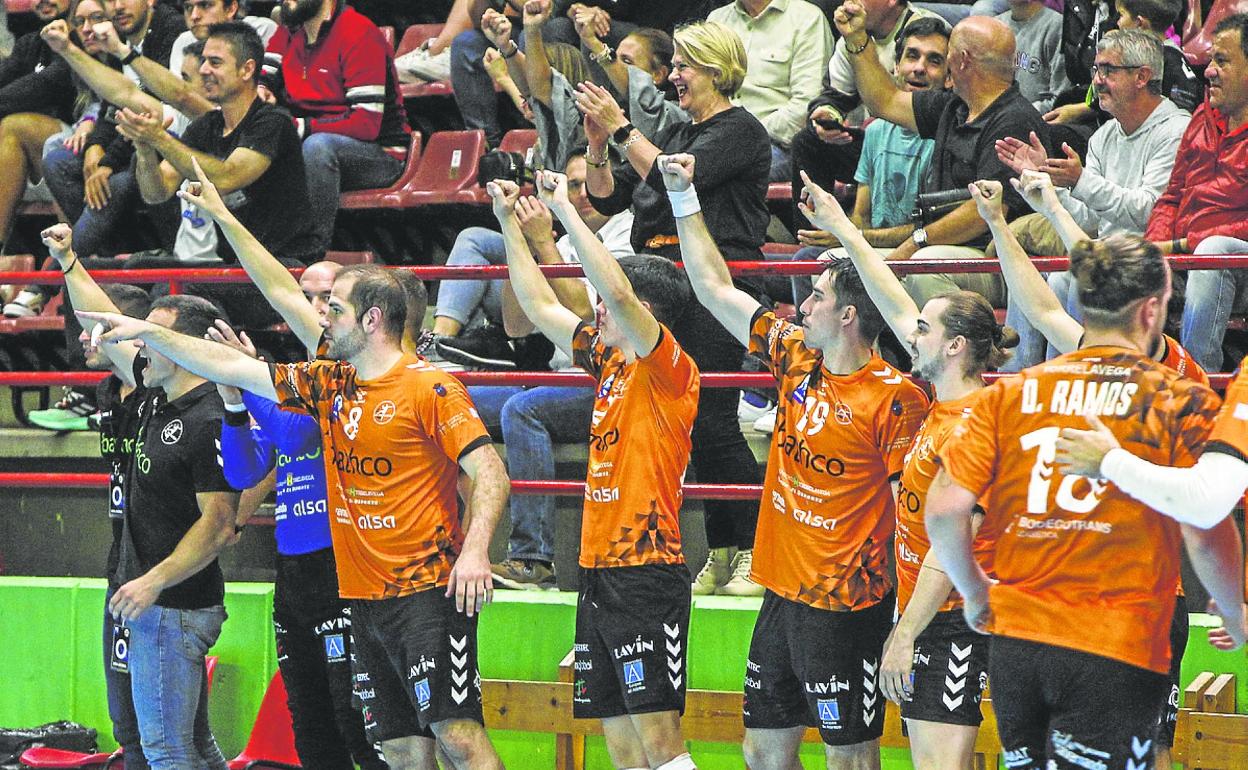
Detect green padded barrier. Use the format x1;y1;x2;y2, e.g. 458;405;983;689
3;579;1246;769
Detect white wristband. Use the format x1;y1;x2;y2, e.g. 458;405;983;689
223;400;248;413
666;185;701;218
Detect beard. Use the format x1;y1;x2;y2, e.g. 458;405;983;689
326;327;366;361
280;0;320;27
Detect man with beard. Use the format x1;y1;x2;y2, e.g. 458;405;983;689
81;259;510;770
258;0;409;254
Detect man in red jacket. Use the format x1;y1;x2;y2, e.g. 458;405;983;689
259;0;410;253
1146;13;1248;372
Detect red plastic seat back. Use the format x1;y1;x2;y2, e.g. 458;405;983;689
402;130;486;204
379;26;395;51
396;24;445;57
324;251;378;265
339;132;423;209
1183;0;1248;66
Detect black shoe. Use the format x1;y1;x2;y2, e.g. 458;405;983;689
512;333;554;371
434;324;519;370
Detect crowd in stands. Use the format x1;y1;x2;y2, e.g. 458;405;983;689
8;0;1248;766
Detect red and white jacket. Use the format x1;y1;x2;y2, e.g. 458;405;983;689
260;1;409;149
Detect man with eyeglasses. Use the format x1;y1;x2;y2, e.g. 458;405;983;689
994;28;1190;369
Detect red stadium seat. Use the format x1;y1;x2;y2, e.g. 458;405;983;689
379;25;395;51
338;132;423;210
398;130;486;206
16;201;58;217
470;129;538;203
766;182;791;202
397;24;454;99
324;250;378;265
226;670;300;770
20;658;219;769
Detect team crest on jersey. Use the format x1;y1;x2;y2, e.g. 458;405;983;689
791;375;810;404
833;403;852;425
373;401;396;425
891;398;903;416
598;372;617;400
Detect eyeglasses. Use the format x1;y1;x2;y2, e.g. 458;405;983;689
1092;63;1143;78
73;12;110;26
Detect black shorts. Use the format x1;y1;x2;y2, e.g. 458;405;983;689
990;636;1169;770
349;588;482;742
742;590;892;746
900;609;990;727
573;563;691;720
1158;594;1189;748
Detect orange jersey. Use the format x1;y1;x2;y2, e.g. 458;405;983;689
572;323;699;569
748;310;929;611
1205;356;1248;596
271;354;492;599
894;391;995;615
939;346;1220;673
1160;334;1208;387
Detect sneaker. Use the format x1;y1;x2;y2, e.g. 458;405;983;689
28;388;96;431
435;324;519;370
3;289;45;318
491;558;557;591
512;332;555;371
738;391;773;423
692;546;736;595
396;42;451;84
752;406;776;434
718;549;764;597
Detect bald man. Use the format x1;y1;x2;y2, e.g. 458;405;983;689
830;4;1051;309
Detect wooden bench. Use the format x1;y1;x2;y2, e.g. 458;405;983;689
1173;671;1245;769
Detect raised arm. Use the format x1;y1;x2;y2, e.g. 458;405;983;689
972;178;1083;353
575;6;628;94
798;170;920;344
177;158;323;353
501;193;593;337
831;1;917;132
40;225;141;386
541;170;659;354
42;21;165;117
1013;169;1093;252
488;180;582;356
78;310;279;401
86;20;213;118
660;154;761;345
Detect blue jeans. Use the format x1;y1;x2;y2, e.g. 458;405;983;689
102;588;148;770
1181;236;1248;372
769;143;792;184
43;143;142;259
436;227;508;327
451;29;508;146
302;132;403;253
470;384;595;563
128;604;229;770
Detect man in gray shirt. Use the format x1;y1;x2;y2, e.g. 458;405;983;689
997;0;1070;112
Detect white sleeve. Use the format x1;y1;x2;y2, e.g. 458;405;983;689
1100;448;1248;528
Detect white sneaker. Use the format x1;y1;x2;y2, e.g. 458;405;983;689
752;406;776;434
718;549;764;597
396;42;450;83
3;289;45;318
738;392;772;423
692;546;736;595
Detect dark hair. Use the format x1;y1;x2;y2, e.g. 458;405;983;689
1069;234;1168;325
1215;13;1248;58
823;257;887;345
183;39;206;64
628;27;675;72
205;20;264;75
150;294;229;337
338;264;407;341
389;268;429;344
104;284;152;319
896;16;951;63
935;291;1018;374
615;255;691;329
1120;0;1183;31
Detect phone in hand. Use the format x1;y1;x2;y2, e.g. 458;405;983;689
814;117;864;139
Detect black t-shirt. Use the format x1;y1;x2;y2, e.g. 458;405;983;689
180;98;319;262
121;366;233;609
912;83;1051;242
97;375;149;588
588;106;770;260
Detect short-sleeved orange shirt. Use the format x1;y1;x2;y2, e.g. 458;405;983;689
1206;356;1248;597
938;346;1220;673
571;323;699;569
1160;334;1209;387
895;390;995;614
747;310;929;611
271;353;492;599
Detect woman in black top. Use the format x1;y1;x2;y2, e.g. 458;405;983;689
579;19;770;596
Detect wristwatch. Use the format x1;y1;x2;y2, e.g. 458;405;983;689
912;227;928;247
612;123;636;143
